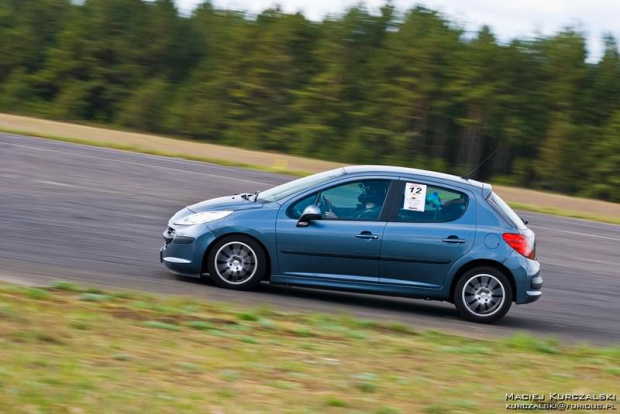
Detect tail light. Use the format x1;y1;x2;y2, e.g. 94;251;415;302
502;233;535;259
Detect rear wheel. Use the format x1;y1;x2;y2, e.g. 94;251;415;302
207;235;267;291
454;266;513;324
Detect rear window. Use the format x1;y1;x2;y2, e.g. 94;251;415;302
394;184;469;223
488;193;527;230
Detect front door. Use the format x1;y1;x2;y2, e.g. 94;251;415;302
379;180;476;289
276;179;393;283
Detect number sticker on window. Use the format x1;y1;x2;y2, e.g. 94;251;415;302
404;183;427;212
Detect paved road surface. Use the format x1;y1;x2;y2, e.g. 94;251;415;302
1;133;618;344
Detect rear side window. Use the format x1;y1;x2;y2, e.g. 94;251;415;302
394;183;469;223
488;192;527;230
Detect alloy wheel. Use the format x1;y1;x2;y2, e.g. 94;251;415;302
461;273;506;317
214;241;258;285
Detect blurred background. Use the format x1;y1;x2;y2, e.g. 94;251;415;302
0;0;618;201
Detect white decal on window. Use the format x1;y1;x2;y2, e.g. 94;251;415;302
404;183;427;212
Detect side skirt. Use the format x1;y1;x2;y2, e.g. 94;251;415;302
270;274;447;301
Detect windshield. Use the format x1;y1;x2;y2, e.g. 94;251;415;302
257;168;346;203
488;192;527;230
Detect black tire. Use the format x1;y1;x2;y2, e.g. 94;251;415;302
454;266;513;324
206;235;267;291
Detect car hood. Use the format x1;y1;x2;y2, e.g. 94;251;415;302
187;195;264;213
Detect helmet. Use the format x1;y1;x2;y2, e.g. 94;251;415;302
358;181;387;207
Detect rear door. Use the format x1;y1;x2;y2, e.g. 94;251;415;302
379;180;477;289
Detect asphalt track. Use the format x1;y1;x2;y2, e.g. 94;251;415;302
1;133;619;344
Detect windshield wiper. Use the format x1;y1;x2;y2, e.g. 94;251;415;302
238;193;252;200
253;191;261;202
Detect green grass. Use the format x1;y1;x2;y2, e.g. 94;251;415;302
508;201;620;225
0;281;617;413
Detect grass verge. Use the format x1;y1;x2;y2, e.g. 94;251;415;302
0;282;618;413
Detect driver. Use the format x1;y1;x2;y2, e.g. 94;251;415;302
356;181;387;220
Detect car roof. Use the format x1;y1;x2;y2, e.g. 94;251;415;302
342;165;486;189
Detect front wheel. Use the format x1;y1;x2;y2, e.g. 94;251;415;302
454;267;513;324
206;235;267;291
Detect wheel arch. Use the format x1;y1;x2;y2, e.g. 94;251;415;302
202;232;272;281
449;259;516;303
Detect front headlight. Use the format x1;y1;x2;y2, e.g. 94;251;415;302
173;211;233;226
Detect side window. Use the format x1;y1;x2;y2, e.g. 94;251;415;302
288;193;317;219
395;183;468;223
288;180;391;221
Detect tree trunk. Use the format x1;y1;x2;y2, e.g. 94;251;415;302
493;138;511;175
431;114;448;159
408;99;430;159
457;102;482;171
466;102;482;174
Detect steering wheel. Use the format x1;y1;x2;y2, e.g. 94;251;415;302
320;195;339;218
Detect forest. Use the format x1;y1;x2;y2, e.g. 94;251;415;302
1;0;619;201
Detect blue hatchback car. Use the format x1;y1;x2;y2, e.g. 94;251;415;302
161;166;542;323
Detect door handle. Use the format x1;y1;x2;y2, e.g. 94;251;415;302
355;231;379;240
442;235;466;244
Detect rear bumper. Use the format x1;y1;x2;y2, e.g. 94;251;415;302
522;272;543;303
530;273;543;290
524;290;542;303
504;252;543;304
160;225;216;278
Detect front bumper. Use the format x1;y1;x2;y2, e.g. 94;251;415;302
160;225;216;278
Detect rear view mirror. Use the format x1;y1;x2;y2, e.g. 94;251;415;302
297;204;321;227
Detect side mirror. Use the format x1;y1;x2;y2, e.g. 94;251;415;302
520;216;529;225
297;204;322;227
